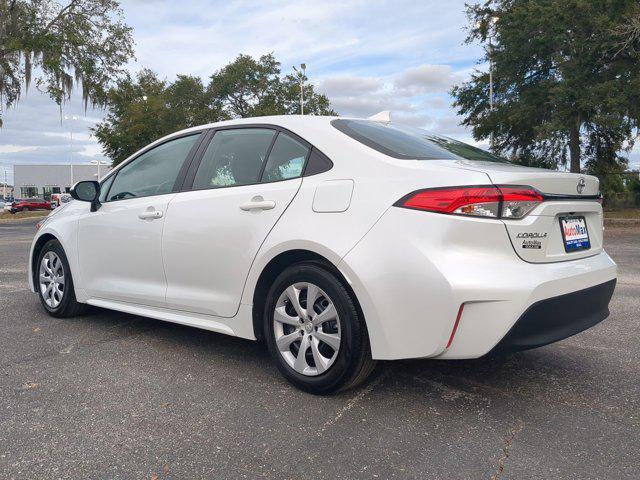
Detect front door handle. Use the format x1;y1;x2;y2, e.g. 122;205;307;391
138;209;163;220
239;196;276;211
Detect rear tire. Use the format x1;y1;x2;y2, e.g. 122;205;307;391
264;262;377;394
36;239;88;318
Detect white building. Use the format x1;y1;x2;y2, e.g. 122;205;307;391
14;164;111;200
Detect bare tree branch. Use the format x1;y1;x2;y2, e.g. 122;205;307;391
43;0;81;33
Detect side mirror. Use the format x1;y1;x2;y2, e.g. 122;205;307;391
70;181;101;212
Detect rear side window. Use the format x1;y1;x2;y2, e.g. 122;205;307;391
331;119;508;162
261;133;309;182
107;134;200;201
193;129;276;189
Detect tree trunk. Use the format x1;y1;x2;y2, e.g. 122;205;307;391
569;120;581;173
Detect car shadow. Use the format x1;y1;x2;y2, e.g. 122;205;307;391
85;305;597;400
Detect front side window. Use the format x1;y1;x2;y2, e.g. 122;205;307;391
331;119;508;163
262;133;309;182
193;129;276;189
107;134;200;201
99;174;115;203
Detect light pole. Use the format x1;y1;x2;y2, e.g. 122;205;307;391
480;16;499;149
292;63;306;115
64;115;79;188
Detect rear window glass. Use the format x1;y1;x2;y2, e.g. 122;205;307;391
331;119;508;163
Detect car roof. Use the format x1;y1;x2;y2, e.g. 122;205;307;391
109;116;347;174
185;115;340;132
161;115;344;145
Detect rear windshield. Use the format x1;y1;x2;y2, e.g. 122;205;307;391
331;119;508;163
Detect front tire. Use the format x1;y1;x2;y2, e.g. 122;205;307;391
264;262;377;394
36;239;87;318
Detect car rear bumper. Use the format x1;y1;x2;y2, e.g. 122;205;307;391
490;279;616;353
339;207;617;360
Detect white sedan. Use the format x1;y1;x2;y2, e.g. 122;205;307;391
29;115;617;393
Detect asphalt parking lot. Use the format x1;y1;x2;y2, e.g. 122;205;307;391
0;219;638;479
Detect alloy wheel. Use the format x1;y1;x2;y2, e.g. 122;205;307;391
39;251;65;308
273;282;341;376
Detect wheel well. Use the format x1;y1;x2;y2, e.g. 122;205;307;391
31;234;57;284
251;249;365;342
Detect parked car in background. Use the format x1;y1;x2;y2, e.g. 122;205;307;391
4;199;17;212
10;198;52;213
51;193;73;208
28;115;617;394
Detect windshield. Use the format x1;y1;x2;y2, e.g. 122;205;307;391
331;119;508;163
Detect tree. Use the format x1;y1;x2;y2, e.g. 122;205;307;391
0;0;134;127
451;0;640;173
208;54;281;118
166;74;223;127
92;70;225;165
208;53;337;118
280;70;338;116
95;54;338;165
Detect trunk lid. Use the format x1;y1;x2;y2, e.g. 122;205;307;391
442;160;603;263
449;159;600;196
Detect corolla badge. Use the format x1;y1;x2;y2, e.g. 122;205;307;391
577;178;586;194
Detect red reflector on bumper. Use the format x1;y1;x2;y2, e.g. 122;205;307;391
446;304;465;349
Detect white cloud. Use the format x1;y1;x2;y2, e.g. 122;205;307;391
431;115;468;136
78;143;109;160
422;97;450;109
318;76;384;98
0;145;35;154
394;64;459;95
330;96;416;119
316;63;465;127
122;0;480;79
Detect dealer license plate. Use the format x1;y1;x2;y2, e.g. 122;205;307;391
560;216;590;252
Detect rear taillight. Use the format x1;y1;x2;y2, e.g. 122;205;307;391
498;186;544;219
396;185;543;219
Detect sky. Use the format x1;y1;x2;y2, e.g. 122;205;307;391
0;0;637;185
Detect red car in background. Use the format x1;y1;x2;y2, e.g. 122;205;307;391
9;198;53;213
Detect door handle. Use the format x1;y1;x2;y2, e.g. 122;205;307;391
239;196;276;211
138;209;163;220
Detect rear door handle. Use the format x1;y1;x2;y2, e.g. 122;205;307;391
239;196;276;211
138;209;163;220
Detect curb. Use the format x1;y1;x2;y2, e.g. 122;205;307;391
0;215;48;225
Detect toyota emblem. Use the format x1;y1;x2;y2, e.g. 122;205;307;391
577;178;586;194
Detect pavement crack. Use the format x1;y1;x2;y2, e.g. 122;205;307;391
490;419;524;480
